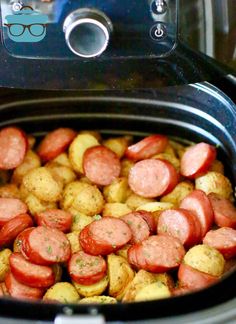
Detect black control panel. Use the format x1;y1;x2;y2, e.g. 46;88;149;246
0;0;178;59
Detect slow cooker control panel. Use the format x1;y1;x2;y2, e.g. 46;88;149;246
0;0;178;59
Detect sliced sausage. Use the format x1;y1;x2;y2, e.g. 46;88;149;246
10;253;55;288
0;127;28;170
83;146;121;186
180;190;214;237
172;286;192;296
79;217;132;255
38;128;77;162
36;209;72;233
128;235;185;273
21;226;71;265
180;142;216;179
203;227;236;259
0;198;28;227
157;209;201;247
135;210;156;234
125;135;168;161
14;227;34;254
208;193;236;228
0;214;33;247
122;212;150;243
178;263;219;290
68;251;106;285
5;272;44;300
128;159;179;198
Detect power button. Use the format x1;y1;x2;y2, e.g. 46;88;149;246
150;23;167;41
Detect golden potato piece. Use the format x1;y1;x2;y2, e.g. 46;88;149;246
120;159;135;178
69;134;99;174
169;140;187;159
22;167;62;202
160;181;194;206
25;194;57;216
108;254;134;300
103;136;131;158
102;203;131;217
73;276;108;297
209;160;224;174
79;296;117;304
79;176;93;185
0;249;12;282
71;212;93;232
61;181;87;210
27;135;36;149
53;153;72;168
184;244;225;277
195;172;233;199
126;193;155;211
46;162;77;187
12;150;41;185
19;182;31;201
123;270;157;302
66;231;81;253
0;184;20;199
134;281;171;302
153;153;180;171
103;177;129;203
164;144;176;157
116;244;131;260
43;282;80;303
136;202;174;223
154;273;175;290
79;130;102;142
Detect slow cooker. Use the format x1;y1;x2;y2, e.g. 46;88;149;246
0;0;236;323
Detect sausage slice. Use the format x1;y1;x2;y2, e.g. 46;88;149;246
125;135;168;161
128;235;185;273
203;227;236;259
0;198;28;227
128;159;178;198
180;142;216;179
10;253;55;288
122;212;150;243
208;193;236;228
5;272;44;300
0;127;28;170
38;128;77;162
83;146;121;186
79;217;132;255
68;251;106;285
180;190;214;237
21;226;71;265
36;209;72;233
157;209;201;247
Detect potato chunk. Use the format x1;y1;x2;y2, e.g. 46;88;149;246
46;162;76;187
79;296;117;304
160;181;194;206
43;282;80;303
126;193;155;211
134;281;171;302
25;194;57;216
184;244;225;277
0;184;20;199
103;137;131;158
0;249;12;282
66;231;81;253
73;276;108;297
102;203;131;217
195;172;233;199
103;177;129;203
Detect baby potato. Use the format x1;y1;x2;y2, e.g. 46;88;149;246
12;150;41;186
122;270;157;302
116;244;131;260
136;202;174;223
0;249;12;282
195;172;233;199
79;296;117;304
27;135;36;149
169;140;187;159
184;244;225;277
69;134;99;174
153;153;180;171
103;136;131;158
19;182;31;201
126;193;156;211
25;194;57;216
43;282;80;303
71;212;93;232
79;130;102;142
209;160;224;174
160;181;194;206
102;203;132;218
61;181;87;210
73;276;108;297
46;162;77;187
134;281;171;302
22;167;62;202
79;176;93;185
120;159;135;178
108;254;134;300
154;273;175;290
103;177;129;203
164;144;176;156
53;153;72;168
66;231;81;253
0;184;20;199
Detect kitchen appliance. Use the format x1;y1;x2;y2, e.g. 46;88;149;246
0;0;236;323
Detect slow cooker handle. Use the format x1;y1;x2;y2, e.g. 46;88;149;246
55;314;105;324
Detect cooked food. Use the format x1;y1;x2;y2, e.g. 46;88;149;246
0;126;234;305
